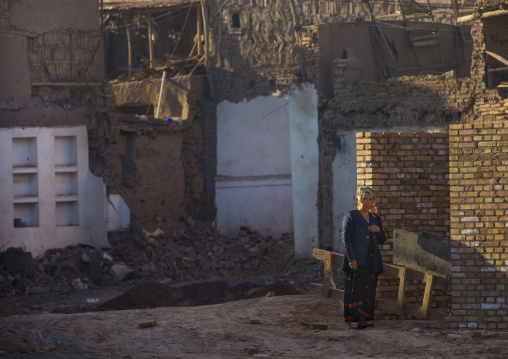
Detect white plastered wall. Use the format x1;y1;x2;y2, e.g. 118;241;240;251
216;94;293;237
287;83;319;259
0;126;108;257
332;131;358;253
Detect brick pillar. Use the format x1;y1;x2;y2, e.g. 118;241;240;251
357;131;451;319
448;122;508;330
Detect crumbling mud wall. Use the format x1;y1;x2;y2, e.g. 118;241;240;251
209;0;466;102
0;0;114;171
105;75;207;230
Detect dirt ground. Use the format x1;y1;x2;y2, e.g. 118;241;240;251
2;277;508;359
2;228;508;358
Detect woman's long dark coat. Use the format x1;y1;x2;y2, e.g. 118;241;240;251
341;209;386;274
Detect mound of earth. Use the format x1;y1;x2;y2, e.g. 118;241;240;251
98;280;301;311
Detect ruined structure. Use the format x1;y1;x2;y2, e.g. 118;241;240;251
299;0;508;329
0;0;115;256
100;1;475;244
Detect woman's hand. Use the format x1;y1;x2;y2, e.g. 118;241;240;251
349;259;358;271
368;225;380;233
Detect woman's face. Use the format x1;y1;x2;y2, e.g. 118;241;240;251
358;194;374;212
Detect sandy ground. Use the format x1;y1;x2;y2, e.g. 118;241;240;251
2;291;508;359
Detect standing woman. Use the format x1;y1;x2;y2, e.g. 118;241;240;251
342;187;386;330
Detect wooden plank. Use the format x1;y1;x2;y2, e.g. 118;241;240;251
311;284;447;320
197;5;203;56
323;252;334;298
124;14;132;78
312;248;450;321
200;0;216;100
313;248;343;262
309;283;344;302
488;67;508;73
486;51;508;67
32;82;103;87
397;267;407;315
147;14;154;68
117;126;138;133
313;248;449;288
420;273;435;319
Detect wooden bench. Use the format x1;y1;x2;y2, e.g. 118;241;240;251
310;248;450;321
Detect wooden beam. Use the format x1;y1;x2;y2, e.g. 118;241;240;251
488;67;508;73
188;55;206;76
397;267;407;315
420;273;435;319
486;51;508;67
200;0;215;100
147;14;154;68
124;14;132;78
32;82;103;87
197;3;203;56
156;71;167;119
312;248;451;321
323;252;334;298
309;283;344;302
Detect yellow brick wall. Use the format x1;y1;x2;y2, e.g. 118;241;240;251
357;131;451;319
448;122;508;330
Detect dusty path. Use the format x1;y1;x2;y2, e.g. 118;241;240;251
2;294;508;359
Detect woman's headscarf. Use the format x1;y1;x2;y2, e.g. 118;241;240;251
355;186;378;214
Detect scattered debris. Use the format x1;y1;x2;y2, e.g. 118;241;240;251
138;320;157;329
245;346;260;355
0;225;323;302
312;323;329;330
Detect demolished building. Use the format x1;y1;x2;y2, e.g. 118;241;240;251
0;0;116;256
100;0;476;255
2;0;508;330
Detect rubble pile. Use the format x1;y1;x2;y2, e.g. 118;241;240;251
0;225;324;298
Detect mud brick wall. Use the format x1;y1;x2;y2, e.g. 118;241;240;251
28;31;103;83
448;122;508;330
210;0;427;102
356;131;451;319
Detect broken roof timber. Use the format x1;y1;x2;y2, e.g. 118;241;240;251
458;8;508;22
102;0;201;14
457;0;508;22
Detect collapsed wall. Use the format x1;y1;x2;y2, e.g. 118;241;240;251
106;75;208;229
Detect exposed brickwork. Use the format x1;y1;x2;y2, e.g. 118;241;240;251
357;131;451;319
448;122;508;330
357;131;450;245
